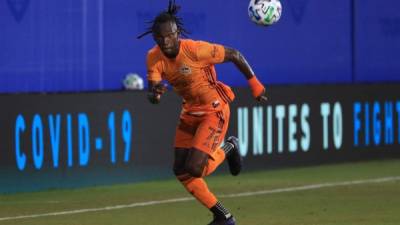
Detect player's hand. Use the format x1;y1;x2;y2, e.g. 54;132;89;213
151;83;167;95
148;83;167;104
147;92;161;104
256;90;268;102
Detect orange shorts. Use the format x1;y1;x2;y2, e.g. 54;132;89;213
174;104;230;155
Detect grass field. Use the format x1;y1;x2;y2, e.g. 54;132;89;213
1;159;400;225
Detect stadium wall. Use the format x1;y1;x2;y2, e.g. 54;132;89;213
1;84;400;193
1;0;399;93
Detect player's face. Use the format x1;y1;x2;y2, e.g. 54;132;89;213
153;21;180;58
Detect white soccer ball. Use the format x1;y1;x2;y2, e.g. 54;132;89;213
123;73;144;90
248;0;282;26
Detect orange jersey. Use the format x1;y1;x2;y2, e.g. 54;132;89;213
147;39;235;113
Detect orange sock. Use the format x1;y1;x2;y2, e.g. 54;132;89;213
175;148;225;209
202;148;226;177
182;177;218;209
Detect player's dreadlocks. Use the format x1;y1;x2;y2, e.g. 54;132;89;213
137;0;190;39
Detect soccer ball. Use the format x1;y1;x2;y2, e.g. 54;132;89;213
248;0;282;26
123;73;144;90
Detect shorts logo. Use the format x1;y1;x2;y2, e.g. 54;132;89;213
179;64;192;75
7;0;30;22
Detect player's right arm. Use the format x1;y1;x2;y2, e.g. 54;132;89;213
146;49;166;104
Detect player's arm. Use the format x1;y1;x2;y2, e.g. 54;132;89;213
147;81;167;104
146;50;166;104
223;46;267;102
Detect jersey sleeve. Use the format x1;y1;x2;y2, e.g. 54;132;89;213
146;50;163;82
195;41;225;64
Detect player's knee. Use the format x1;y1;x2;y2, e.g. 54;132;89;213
185;164;203;178
173;165;185;176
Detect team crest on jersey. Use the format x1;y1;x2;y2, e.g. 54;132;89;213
179;64;192;75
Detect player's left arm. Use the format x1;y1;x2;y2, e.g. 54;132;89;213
223;46;267;102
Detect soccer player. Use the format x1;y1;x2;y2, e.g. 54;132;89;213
138;1;267;224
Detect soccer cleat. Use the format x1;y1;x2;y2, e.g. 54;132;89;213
207;216;236;225
226;136;242;176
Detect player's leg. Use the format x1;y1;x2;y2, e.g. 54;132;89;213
196;137;241;177
180;148;235;224
188;106;236;224
224;136;242;176
174;148;223;217
193;105;242;177
174;142;235;223
173;148;190;181
174;108;237;224
217;105;243;176
174;110;227;177
173;113;220;206
173;148;220;212
203;147;226;176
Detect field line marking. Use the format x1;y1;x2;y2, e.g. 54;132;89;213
219;176;400;198
0;176;399;222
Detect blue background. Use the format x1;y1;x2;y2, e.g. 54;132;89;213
0;0;399;93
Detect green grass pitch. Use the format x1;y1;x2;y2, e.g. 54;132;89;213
1;159;400;225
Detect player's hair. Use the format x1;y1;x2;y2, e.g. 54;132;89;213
137;0;189;39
